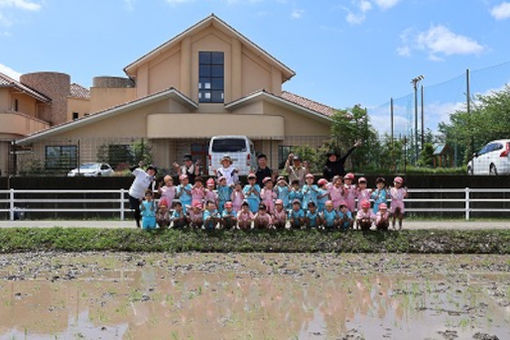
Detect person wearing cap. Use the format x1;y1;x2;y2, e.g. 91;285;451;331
237;201;254;230
356;177;372;212
375;203;390;231
288;179;303;210
356;199;375;231
305;201;320;228
139;189;157;230
205;178;218;206
254;203;273;229
260;177;277;213
170;201;187;229
173;154;199;184
176;174;192;214
221;201;237;229
390;176;408;230
321;200;339;229
203;200;220;230
216;155;239;187
343;173;357;213
128;161;157;228
275;176;290;209
255;153;274;187
288;199;305;229
155;200;170;230
284;153;309;187
243;173;261;213
272;199;287;229
191;177;206;208
338;203;354;231
316;178;330;213
188;200;204;229
231;181;245;213
371;177;388;214
158;175;176;209
217;176;233;214
301;173;319;211
322;140;362;181
328;175;347;210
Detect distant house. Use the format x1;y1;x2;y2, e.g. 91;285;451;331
433;143;453;167
8;14;335;174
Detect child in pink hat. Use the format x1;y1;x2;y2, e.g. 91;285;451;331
356;200;375;231
327;175;346;210
260;177;277;213
230;181;245;213
343;173;356;212
205;177;218;205
272;199;287;229
375;203;390;231
356;177;372;212
390;176;408;230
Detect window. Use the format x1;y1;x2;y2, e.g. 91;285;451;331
278;145;293;169
198;51;224;103
72;112;79;120
14;99;19;112
211;138;247;152
45;145;77;169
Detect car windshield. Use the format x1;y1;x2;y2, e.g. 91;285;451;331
212;138;247;152
78;163;98;170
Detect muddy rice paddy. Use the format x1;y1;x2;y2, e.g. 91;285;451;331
0;252;509;339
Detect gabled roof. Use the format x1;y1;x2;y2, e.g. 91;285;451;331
124;14;296;82
224;89;333;122
69;83;90;99
16;87;198;145
280;91;336;117
0;72;51;103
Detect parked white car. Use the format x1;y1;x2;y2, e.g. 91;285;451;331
208;135;257;176
467;139;510;175
67;163;114;177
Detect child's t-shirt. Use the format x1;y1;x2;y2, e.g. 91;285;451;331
237;210;254;222
222;209;236;218
338;210;353;220
140;201;156;218
276;185;290;207
305;210;319;227
301;184;319;208
288;189;303;205
218;185;232;202
322;209;338;227
188;209;203;223
289;208;304;220
171;210;184;219
160;185;176;203
243;184;261;200
177;184;193;202
203;209;219;229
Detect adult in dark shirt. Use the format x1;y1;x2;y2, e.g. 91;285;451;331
173;154;199;183
255;154;274;187
323;140;362;181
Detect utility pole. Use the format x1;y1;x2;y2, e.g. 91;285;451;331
390;97;394;148
411;75;424;163
421;85;425;148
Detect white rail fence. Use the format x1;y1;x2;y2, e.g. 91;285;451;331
0;188;509;221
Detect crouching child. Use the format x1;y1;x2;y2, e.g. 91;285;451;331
288;199;305;229
272;199;287;229
254;203;273;229
237;201;254;230
221;201;237;229
188;201;203;229
375;203;390;231
305;201;320;229
356;200;375;231
156;201;170;230
321;200;339;230
203;200;220;230
338;203;354;231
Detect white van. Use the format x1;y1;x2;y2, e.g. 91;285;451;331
208;135;257;176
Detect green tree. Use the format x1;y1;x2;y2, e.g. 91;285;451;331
132;139;153;165
418;143;435;168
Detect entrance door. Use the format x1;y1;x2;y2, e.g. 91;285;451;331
191;142;208;175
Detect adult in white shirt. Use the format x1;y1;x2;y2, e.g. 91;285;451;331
128;162;157;228
216;155;238;187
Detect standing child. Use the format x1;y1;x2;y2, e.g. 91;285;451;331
203;200;220;230
338;203;354;231
205;178;218;207
237;201;254;230
216;155;238;186
375;203;390;231
260;177;277;213
155;201;170;230
140;190;157;230
288;180;303;210
275;176;290;209
171;201;187;228
221;201;237;229
301;174;319;211
243;173;261;213
288;199;305;229
191;177;206;207
356;200;375;231
316;178;330;213
176;174;192;214
328;175;346;210
390;176;408;230
230;181;245;213
158;175;176;208
254;203;273;229
343;173;357;213
305;201;320;229
272;199;287;229
356;177;372;212
371;177;388;213
217;176;232;214
188;201;203;229
321;200;339;229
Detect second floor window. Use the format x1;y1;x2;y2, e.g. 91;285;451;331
198;51;224;103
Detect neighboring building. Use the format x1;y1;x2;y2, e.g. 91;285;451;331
13;14;336;174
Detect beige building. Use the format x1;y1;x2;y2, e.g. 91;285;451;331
11;14;336;174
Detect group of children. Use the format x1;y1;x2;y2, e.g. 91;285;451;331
138;169;408;231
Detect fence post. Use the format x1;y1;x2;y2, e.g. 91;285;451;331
9;189;14;221
465;187;470;221
120;189;125;220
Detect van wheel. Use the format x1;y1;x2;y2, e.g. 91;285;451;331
489;164;498;176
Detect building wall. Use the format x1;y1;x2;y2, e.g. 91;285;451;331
0;140;9;176
0;89;9;112
67;97;90;120
89;87;136;113
11;92;38;116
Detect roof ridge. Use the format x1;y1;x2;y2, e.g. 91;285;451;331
0;72;52;102
281;90;335;111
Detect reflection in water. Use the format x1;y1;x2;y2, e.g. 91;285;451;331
0;253;508;339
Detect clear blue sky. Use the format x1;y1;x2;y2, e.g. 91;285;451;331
1;0;510;133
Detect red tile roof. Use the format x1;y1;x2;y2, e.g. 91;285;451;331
69;83;90;99
280;91;336;117
0;72;51;102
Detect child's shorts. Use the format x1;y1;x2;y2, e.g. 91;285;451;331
390;201;405;214
142;217;156;230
